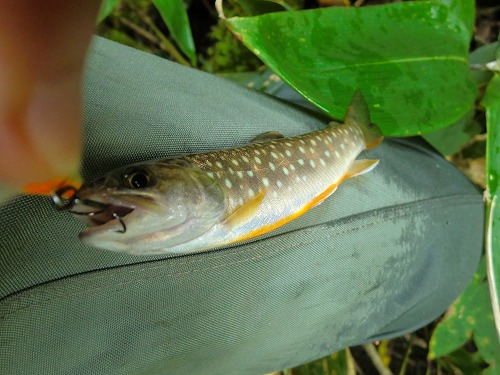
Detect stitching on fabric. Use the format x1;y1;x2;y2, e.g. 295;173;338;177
0;196;482;318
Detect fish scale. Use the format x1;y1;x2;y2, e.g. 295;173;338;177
186;123;365;230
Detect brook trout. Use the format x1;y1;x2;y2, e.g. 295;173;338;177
70;93;383;255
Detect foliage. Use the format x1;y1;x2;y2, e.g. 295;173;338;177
222;1;477;136
430;260;500;374
203;16;262;73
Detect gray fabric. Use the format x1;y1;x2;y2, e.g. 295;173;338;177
0;37;484;374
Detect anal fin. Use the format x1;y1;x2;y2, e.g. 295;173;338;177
251;131;284;143
224;189;267;230
345;159;379;179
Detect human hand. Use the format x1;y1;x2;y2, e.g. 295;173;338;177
0;1;101;195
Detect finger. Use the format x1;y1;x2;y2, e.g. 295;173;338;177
0;0;101;190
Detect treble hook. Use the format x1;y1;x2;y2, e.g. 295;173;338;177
112;212;127;233
50;184;127;234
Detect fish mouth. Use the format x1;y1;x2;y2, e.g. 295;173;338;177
70;194;137;234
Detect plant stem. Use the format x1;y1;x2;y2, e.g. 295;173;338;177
119;17;158;44
124;0;191;67
141;13;191;67
362;343;394;375
398;339;413;375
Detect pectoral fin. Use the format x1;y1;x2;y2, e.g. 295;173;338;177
345;159;379;179
251;131;284;143
224;189;267;230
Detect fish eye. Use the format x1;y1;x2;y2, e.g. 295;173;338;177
126;170;150;189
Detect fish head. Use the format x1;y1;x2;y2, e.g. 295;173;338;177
73;159;226;254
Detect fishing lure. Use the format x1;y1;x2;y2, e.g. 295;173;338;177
52;92;383;255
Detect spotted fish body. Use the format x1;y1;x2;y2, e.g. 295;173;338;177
73;93;383;255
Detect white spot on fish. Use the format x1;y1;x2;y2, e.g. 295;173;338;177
237;171;243;178
277;180;283;188
298;159;305;166
327;136;333;143
270;144;276;149
263;177;269;187
325;150;331;157
255;150;261;155
207;172;214;178
311;139;317;146
247;171;254;177
242;156;249;163
299;146;306;154
232;159;239;166
225;179;232;188
283;167;289;175
299;139;306;145
290;164;296;171
255;156;262;164
285;142;292;147
332;133;337;138
229;197;234;206
320;158;326;167
309;147;315;153
228;167;234;174
310;160;316;168
216;161;223;168
269;162;276;171
340;143;346;150
335;151;340;157
271;152;278;159
285;150;292;157
238;197;244;205
206;160;212;167
248;188;255;197
295;175;301;182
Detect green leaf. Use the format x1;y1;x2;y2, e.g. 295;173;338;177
483;74;500;202
224;1;477;136
152;0;196;65
469;42;498;87
238;0;291;16
97;0;121;23
438;0;475;36
423;107;481;156
482;71;500;351
430;260;500;373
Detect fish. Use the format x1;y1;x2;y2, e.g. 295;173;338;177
68;92;383;255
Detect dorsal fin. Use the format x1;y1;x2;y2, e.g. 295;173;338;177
251;131;284;143
344;92;383;149
223;189;267;230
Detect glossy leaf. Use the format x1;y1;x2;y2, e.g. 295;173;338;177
423;108;481;156
439;0;475;36
97;0;121;23
430;260;500;373
224;1;477;136
482;71;500;344
152;0;196;65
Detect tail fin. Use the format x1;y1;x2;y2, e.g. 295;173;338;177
344;92;383;149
